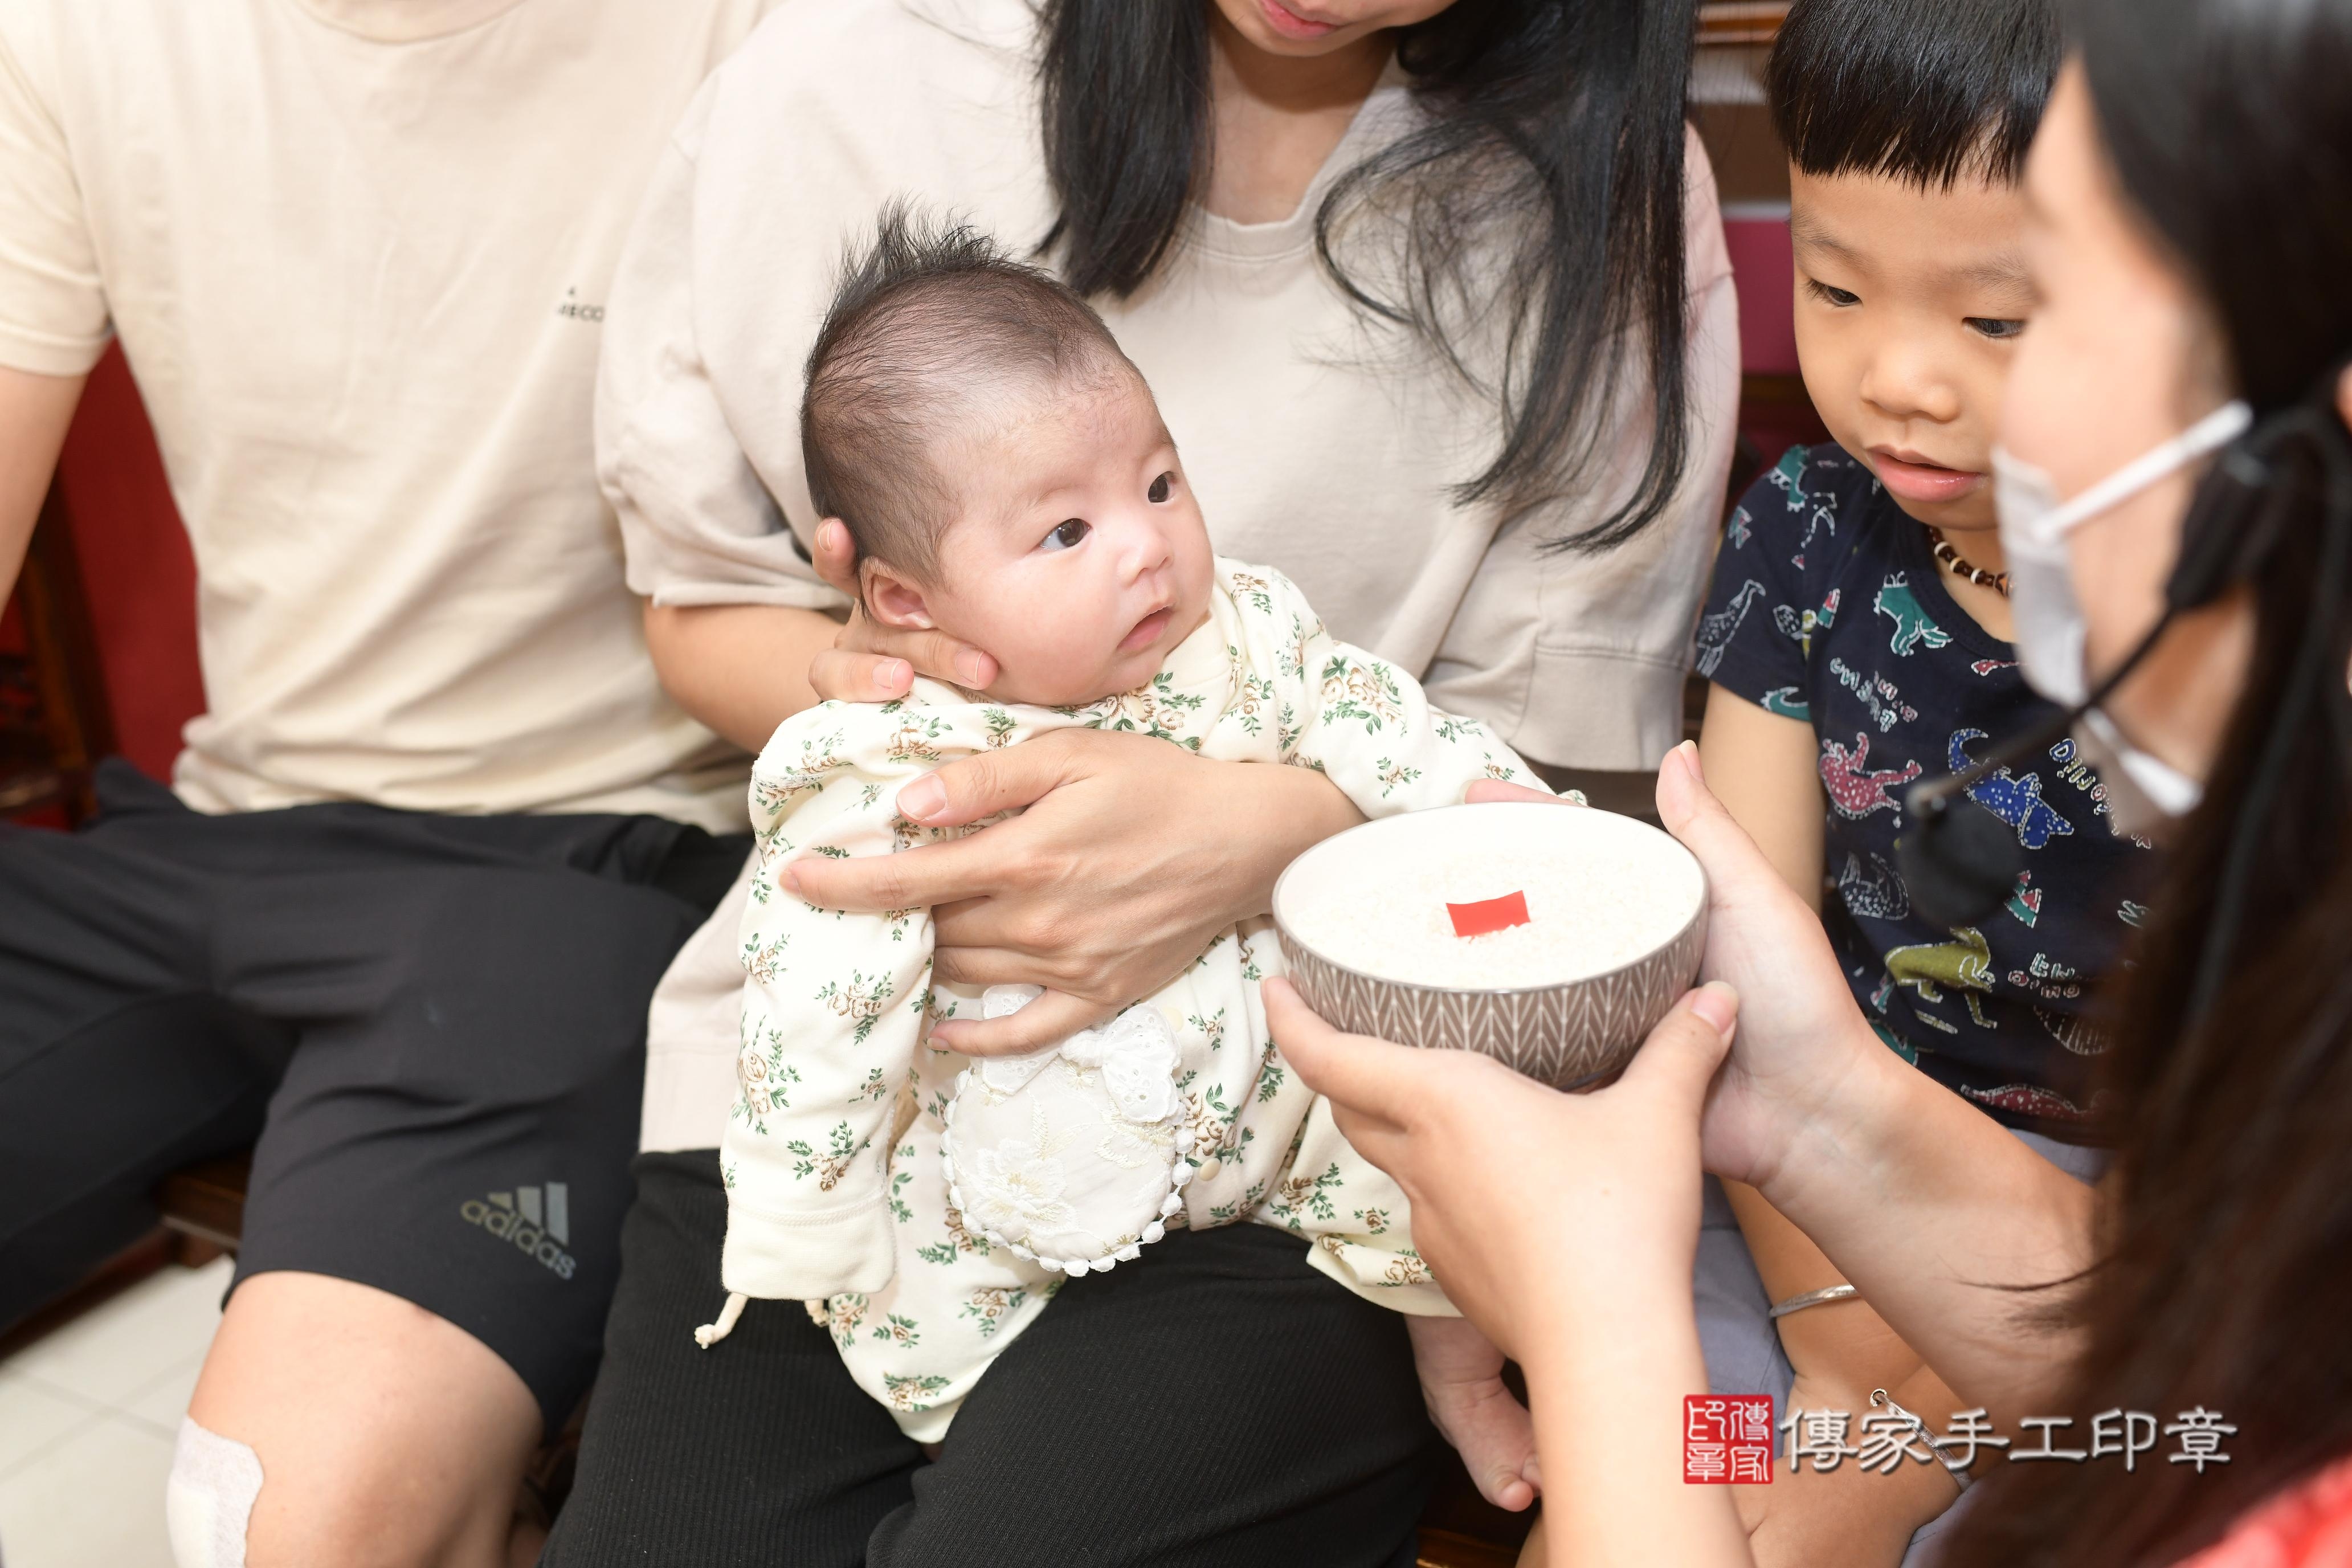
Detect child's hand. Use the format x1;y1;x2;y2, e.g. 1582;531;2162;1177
1406;1315;1541;1512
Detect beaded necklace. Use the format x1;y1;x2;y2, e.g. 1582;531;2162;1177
1925;527;2010;596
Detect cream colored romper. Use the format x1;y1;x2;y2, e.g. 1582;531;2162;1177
716;558;1541;1439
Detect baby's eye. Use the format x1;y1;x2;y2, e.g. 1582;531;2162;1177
1148;471;1174;504
1966;316;2027;341
1806;279;1861;308
1041;518;1091;552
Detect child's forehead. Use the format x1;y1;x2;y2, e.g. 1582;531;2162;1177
1791;166;2033;300
953;374;1169;499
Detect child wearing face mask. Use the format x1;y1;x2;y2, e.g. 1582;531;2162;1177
1689;0;2155;1559
695;210;1549;1467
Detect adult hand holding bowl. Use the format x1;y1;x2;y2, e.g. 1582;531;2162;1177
1271;794;1709;1089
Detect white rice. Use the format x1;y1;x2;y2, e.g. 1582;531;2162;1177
1284;836;1702;990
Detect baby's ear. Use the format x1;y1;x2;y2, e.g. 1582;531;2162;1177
859;558;937;631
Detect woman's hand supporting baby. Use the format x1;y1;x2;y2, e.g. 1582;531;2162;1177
791;518;1366;1056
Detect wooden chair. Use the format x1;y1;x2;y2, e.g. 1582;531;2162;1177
2;482;114;825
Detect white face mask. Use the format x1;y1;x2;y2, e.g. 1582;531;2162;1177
1990;399;2252;830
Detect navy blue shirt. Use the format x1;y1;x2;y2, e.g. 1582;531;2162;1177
1696;444;2154;1137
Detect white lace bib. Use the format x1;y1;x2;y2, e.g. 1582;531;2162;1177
938;987;1195;1274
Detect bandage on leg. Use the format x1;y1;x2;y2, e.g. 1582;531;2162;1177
166;1417;264;1568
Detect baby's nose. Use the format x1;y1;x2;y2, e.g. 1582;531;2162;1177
1120;520;1173;581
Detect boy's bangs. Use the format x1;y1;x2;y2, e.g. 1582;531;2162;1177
1767;0;2062;189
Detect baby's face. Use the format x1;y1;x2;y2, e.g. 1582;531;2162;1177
869;372;1215;707
1789;166;2035;540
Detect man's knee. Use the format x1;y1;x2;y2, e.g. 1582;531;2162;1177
189;1273;541;1568
219;1422;525;1568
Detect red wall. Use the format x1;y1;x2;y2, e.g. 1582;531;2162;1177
55;346;203;783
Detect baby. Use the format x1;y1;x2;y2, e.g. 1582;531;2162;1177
701;210;1548;1484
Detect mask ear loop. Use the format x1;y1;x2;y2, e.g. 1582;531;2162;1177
1896;455;2263;932
2177;410;2352;1028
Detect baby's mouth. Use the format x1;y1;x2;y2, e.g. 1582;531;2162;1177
1118;606;1174;655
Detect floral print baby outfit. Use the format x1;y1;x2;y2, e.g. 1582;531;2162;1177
720;558;1540;1439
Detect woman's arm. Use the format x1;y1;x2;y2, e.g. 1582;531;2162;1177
1457;754;2098;1420
1701;687;1961;1555
1268;978;1755;1568
642;602;843;752
1253;753;2105;1563
1653;748;2100;1422
642;523;1010;753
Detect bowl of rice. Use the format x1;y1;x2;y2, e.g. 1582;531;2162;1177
1272;802;1708;1089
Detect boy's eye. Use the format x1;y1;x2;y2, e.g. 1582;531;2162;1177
1042;518;1091;552
1148;471;1174;504
1805;279;1860;308
1966;317;2027;341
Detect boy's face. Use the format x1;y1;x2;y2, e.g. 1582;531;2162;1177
1789;166;2034;540
861;370;1215;708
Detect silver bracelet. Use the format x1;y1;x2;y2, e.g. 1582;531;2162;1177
1871;1389;1970;1493
1766;1283;1860;1319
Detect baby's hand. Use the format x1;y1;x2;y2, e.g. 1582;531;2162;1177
1406;1314;1540;1512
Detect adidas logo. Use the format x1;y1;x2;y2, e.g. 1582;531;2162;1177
460;1183;578;1280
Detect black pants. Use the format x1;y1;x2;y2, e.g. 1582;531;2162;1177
0;760;746;1431
542;1152;1439;1567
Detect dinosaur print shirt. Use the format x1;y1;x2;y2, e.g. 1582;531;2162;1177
1696;445;2155;1136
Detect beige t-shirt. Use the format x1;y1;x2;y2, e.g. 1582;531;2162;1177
0;0;778;828
601;0;1740;773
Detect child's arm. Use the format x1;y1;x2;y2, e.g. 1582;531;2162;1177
1694;683;1823;912
717;707;959;1302
1698;683;1961;1559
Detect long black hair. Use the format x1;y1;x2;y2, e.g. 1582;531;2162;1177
1035;0;1700;550
1942;1;2352;1562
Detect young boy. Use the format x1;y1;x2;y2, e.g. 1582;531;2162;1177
1694;0;2150;1559
693;211;1549;1479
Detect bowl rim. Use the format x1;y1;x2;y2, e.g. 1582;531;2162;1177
1270;801;1709;1000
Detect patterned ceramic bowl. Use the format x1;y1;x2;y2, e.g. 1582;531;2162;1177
1271;802;1708;1090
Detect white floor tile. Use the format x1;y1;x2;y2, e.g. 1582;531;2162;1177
0;1372;104;1480
120;1357;205;1440
0;1412;175;1568
3;1261;229;1410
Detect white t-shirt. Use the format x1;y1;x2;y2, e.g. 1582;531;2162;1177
601;0;1740;773
0;0;778;828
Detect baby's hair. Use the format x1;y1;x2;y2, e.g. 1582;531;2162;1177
803;202;1135;583
1766;0;2061;189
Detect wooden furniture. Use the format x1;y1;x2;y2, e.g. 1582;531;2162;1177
2;482;115;824
1697;2;1790;45
156;1153;254;1257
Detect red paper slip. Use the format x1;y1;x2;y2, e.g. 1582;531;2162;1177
1447;891;1530;938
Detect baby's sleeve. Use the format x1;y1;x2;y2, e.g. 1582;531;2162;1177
1264;1101;1455;1317
718;706;951;1302
1261;569;1547;815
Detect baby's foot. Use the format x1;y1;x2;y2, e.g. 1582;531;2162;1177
1407;1315;1541;1512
